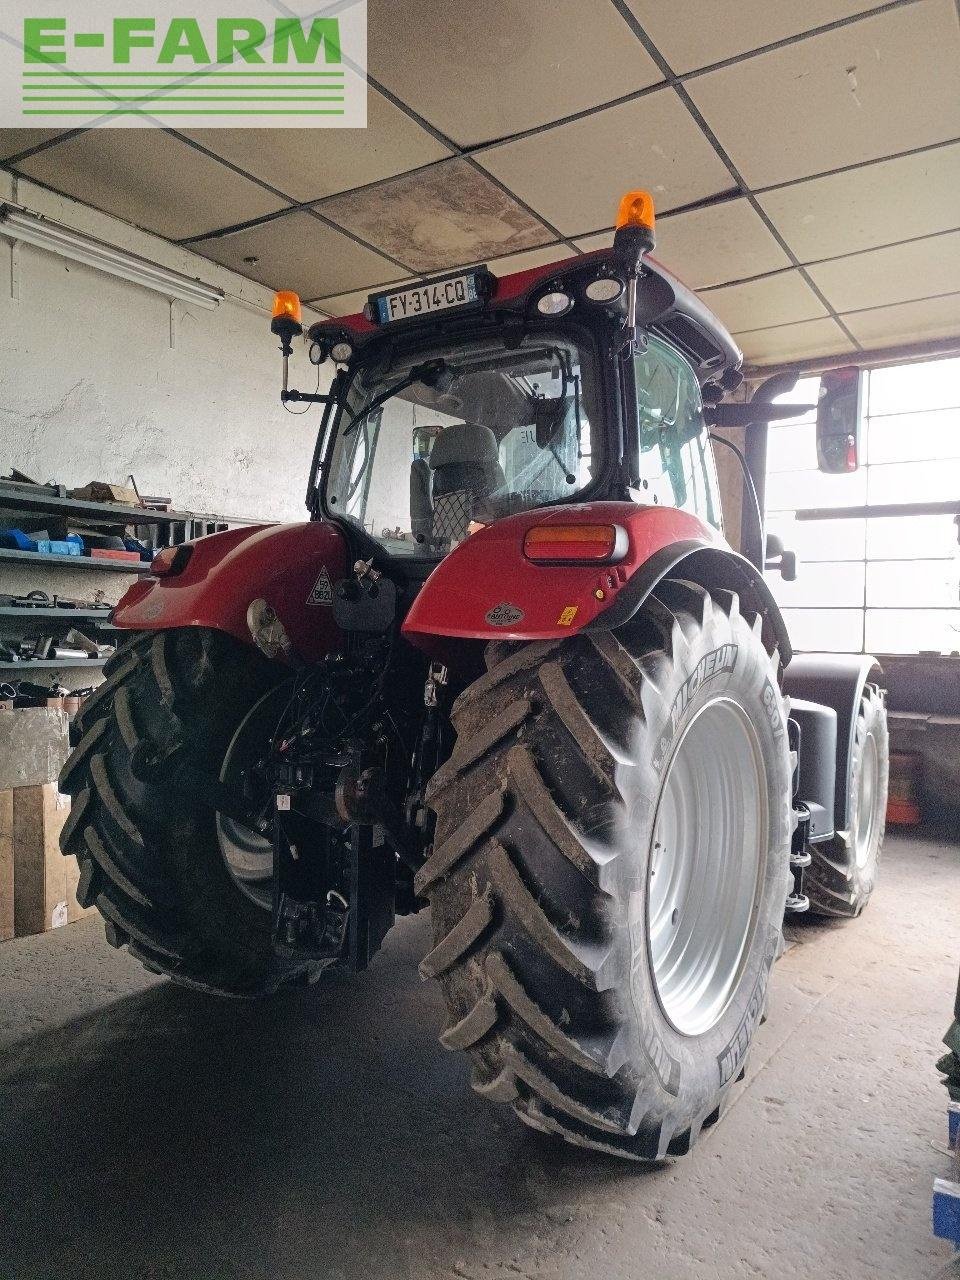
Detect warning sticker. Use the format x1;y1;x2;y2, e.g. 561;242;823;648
557;606;579;627
307;567;333;606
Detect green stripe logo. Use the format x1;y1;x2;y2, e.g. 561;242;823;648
5;5;367;126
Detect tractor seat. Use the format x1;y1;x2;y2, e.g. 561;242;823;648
410;424;443;542
428;422;505;545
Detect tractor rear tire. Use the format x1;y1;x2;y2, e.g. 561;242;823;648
806;684;888;918
419;582;792;1160
59;628;321;995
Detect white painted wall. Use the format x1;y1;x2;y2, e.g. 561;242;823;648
0;170;326;524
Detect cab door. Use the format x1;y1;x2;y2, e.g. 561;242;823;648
627;336;722;532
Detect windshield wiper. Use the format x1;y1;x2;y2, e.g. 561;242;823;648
342;358;455;435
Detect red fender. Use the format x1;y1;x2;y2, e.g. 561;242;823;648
113;521;348;662
401;502;725;652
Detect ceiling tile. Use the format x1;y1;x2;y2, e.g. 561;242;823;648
760;143;960;263
191;212;399;299
841;292;960;347
625;0;881;74
807;231;960;313
573;230;614;254
656;199;792;288
658;203;789;290
13;129;288;240
737;317;854;364
484;243;576;275
700;270;827;332
0;129;68;162
317;158;551;274
368;0;662;146
686;0;960;187
183;91;451;203
476;88;733;236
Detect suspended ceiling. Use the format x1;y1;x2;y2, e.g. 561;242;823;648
1;0;958;366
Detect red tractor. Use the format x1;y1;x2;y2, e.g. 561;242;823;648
60;190;888;1160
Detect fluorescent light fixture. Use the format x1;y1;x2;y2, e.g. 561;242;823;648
0;203;224;310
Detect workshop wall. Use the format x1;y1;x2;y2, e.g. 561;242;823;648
0;169;325;524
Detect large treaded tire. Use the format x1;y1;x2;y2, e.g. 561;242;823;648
806;684;888;918
418;581;793;1160
59;628;320;995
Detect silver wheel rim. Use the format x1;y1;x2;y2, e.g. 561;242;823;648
855;733;879;869
647;697;767;1038
216;684;289;909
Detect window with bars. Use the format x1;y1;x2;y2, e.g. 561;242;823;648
764;355;960;655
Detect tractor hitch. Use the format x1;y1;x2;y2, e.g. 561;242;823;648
271;790;396;970
272;801;352;962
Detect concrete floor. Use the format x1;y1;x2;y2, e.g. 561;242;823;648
1;832;958;1280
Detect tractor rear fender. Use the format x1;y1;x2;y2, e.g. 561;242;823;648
782;653;883;834
402;502;791;661
112;521;348;662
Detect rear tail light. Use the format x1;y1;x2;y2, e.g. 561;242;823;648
523;524;626;564
150;545;193;577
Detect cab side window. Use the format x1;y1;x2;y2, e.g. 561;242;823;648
632;338;721;530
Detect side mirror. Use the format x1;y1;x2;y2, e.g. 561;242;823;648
816;367;862;473
533;396;568;446
765;533;798;582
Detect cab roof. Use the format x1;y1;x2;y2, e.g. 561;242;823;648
311;247;743;381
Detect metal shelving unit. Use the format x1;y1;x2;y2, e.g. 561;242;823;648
0;547;149;573
0;481;259;546
0;480;257;681
0;601;117;673
0;607;116;622
0;657;107;672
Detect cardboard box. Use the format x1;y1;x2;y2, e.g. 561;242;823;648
12;784;94;937
0;707;70;791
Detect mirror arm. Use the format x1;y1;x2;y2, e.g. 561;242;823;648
705;402;815;427
282;389;333;405
305;368;347;515
752;370;800;405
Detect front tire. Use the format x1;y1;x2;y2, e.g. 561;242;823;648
419;582;792;1159
806;684;888;918
59;628;321;995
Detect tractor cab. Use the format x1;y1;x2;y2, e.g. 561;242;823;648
273;191;743;583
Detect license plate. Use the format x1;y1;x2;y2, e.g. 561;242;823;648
371;271;483;325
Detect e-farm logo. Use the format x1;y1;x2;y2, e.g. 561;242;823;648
0;1;367;127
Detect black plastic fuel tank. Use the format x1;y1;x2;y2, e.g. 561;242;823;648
789;697;837;842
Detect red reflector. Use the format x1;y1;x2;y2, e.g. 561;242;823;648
150;544;193;576
523;524;623;563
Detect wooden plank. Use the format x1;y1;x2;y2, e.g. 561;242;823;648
0;791;13;942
